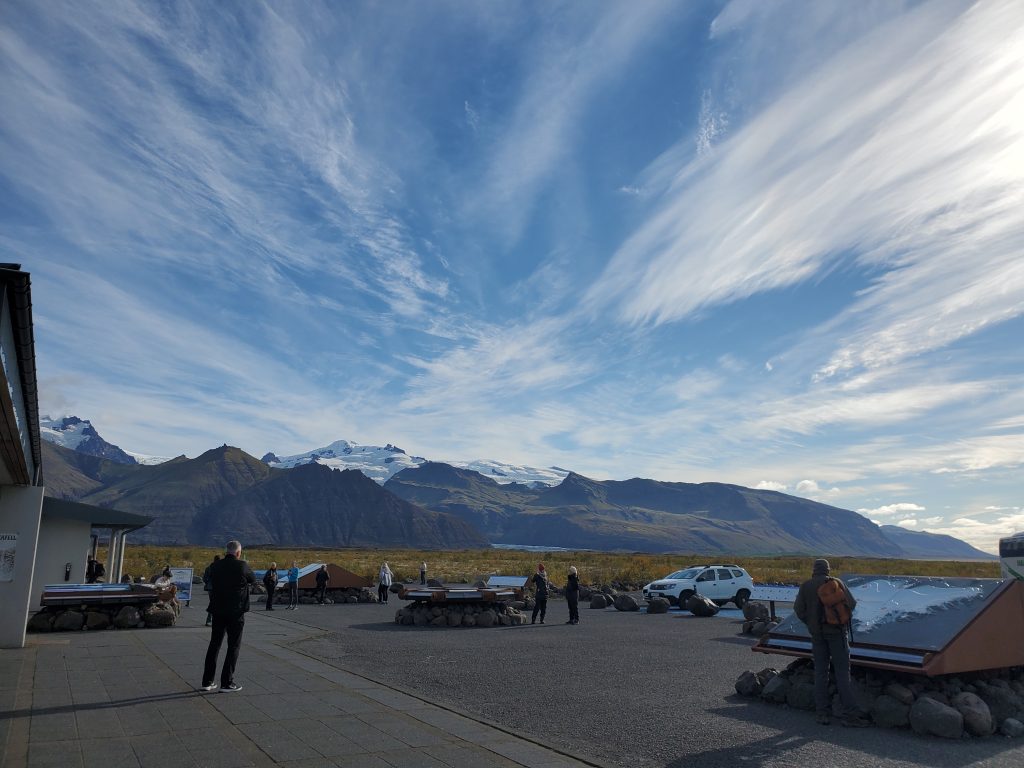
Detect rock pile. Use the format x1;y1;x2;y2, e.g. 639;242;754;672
27;597;181;633
292;587;375;605
394;602;527;627
735;658;1024;739
739;601;780;636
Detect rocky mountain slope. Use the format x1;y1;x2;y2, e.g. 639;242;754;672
41;416;137;464
384;465;907;557
878;524;994;560
43;442;486;548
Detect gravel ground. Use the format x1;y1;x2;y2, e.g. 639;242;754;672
248;597;1024;768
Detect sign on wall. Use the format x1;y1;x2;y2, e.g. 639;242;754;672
0;533;16;582
170;567;193;603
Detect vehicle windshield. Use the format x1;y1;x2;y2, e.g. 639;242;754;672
664;568;702;580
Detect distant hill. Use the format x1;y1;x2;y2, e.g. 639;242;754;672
43;443;486;549
879;525;995;560
384;464;906;557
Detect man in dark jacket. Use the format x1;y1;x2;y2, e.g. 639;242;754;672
315;565;330;604
793;559;868;727
531;564;548;624
201;541;255;692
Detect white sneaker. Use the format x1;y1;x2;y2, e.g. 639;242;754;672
199;683;218;692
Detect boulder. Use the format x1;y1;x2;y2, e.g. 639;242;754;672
686;594;720;617
920;690;950;706
447;611;462;627
590;594;609;609
751;621;767;635
761;676;791;704
53;610;84;632
426;578;444;588
429;615;447;627
976;683;1022;724
910;697;964;739
647;598;670;615
389;583;402;593
510;600;526;610
345;596;358;604
461;613;476;627
579;587;592;600
26;611;54;633
614;595;640;612
735;671;763;698
143;605;176;628
413;610;429;627
114;606;141;629
85;611;111;631
743;602;770;622
871;694;910;728
952;692;994;736
1000;718;1024;738
786;682;816;711
884;682;915;706
477;610;496;628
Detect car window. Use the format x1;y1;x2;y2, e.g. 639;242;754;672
717;569;734;580
696;569;715;582
666;568;702;580
731;569;744;579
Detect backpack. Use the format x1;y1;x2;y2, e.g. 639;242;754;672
817;577;851;626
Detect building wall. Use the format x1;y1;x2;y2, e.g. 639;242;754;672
0;484;44;648
34;515;92;592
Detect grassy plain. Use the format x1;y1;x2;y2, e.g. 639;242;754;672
117;545;999;586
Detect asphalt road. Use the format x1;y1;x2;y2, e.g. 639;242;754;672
238;596;1024;768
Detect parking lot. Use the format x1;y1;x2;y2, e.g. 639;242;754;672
274;595;1024;768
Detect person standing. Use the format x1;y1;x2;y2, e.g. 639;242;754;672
315;564;330;604
420;561;427;585
263;562;279;610
565;566;580;625
203;555;220;626
531;564;549;625
200;541;255;693
378;562;393;604
286;561;300;610
793;559;870;727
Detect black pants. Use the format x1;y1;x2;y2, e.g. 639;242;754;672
420;571;426;585
265;585;276;609
288;582;298;608
378;583;389;603
203;613;245;688
532;597;547;623
316;584;327;603
567;592;579;623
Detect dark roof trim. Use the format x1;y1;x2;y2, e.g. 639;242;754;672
42;496;153;533
0;264;42;486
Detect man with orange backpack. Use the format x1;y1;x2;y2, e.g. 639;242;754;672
793;559;870;728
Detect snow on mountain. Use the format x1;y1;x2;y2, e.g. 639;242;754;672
40;415;138;465
448;459;568;487
41;415;93;450
125;450;175;466
263;440;427;483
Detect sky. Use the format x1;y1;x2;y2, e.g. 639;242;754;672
1;0;1022;553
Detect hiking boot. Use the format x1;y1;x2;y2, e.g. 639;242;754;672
842;715;871;728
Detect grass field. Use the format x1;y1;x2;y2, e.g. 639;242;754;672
115;545;1000;586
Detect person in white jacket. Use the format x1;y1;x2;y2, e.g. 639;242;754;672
378;562;393;604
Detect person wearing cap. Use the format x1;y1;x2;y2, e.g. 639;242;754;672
531;564;549;624
794;558;869;727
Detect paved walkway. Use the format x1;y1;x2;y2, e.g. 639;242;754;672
0;603;603;768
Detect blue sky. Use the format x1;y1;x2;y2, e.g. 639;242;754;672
2;1;1022;552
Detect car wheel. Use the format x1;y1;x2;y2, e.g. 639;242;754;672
666;594;678;607
733;589;750;609
679;590;695;607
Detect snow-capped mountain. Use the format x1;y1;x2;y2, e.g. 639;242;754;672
449;459;568;487
42;414;568;487
262;440;427;484
40;416;137;465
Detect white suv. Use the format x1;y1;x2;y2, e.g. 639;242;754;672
642;565;754;608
